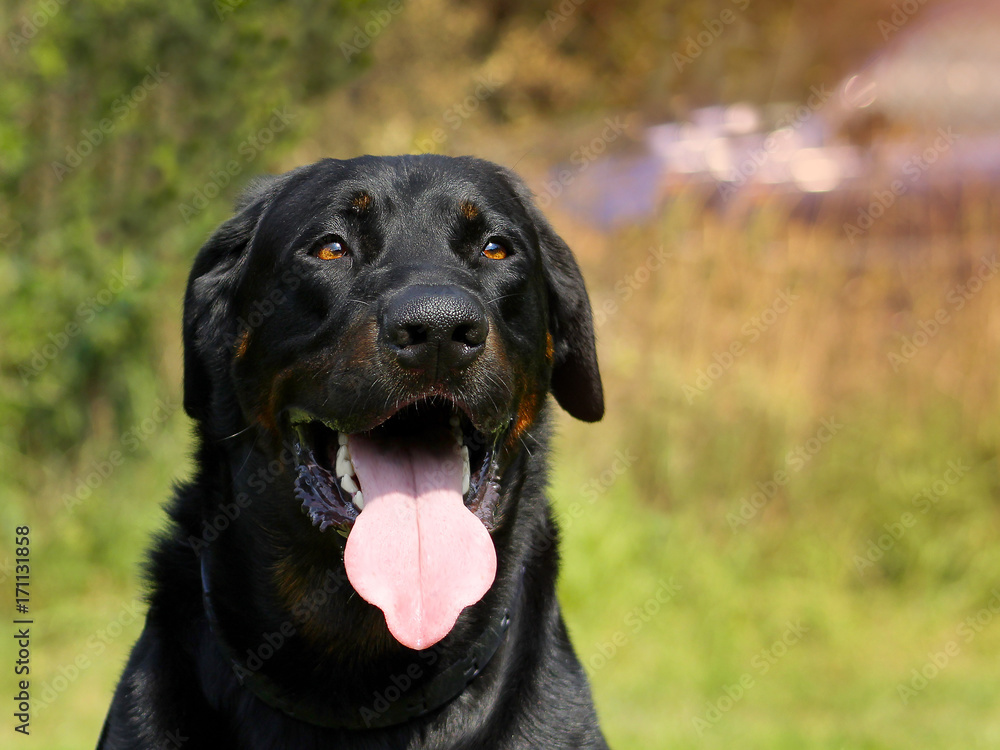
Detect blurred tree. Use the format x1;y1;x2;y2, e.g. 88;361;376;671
0;0;371;491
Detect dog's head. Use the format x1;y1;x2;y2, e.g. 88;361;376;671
183;155;602;650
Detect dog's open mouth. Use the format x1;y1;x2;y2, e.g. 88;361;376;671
287;398;505;650
288;399;502;535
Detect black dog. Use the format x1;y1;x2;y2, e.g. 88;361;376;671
98;155;609;749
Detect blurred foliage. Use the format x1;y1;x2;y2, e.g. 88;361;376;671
0;0;371;494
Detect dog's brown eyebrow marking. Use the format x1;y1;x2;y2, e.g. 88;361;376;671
459;200;479;220
350;192;373;212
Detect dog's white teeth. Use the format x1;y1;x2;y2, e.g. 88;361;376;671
335;445;353;478
461;445;471;495
332;435;365;508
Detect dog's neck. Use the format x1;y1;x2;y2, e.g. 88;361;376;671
198;537;523;730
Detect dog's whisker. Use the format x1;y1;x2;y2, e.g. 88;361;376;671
233;432;260;479
484;292;519;305
216;423;256;442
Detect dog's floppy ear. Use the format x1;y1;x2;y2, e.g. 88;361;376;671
506;172;604;422
182;175;283;424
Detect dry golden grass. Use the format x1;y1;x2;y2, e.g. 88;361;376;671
541;185;1000;748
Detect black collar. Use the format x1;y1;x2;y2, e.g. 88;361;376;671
199;550;516;730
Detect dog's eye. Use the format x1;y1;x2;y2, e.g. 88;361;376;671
313;239;348;260
482;240;509;260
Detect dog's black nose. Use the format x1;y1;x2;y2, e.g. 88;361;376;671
383;285;488;374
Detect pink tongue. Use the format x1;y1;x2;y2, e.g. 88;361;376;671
343;434;497;650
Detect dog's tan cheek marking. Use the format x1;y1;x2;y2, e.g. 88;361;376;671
509;388;541;445
273;558;335;647
545;331;554;363
483;331;539;444
337;319;381;400
258;351;327;426
344;318;379;368
274;556;303;607
273;556;395;659
255;366;298;437
234;330;250;359
481;328;513;399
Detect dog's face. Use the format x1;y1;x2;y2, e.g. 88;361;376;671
183;155;602;651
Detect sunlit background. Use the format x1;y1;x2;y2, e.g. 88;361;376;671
3;0;1000;747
